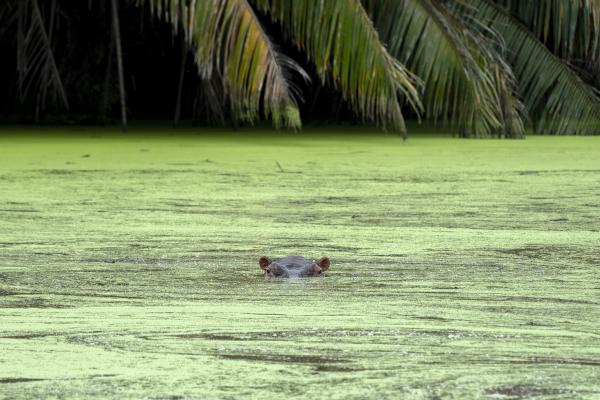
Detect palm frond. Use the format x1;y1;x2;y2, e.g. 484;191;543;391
144;0;308;129
0;1;15;39
9;0;68;110
252;0;422;134
493;0;600;66
455;0;600;134
461;18;527;137
365;0;524;137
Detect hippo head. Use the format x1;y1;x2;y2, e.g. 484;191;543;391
259;256;331;279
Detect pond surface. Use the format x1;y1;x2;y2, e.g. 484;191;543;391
1;128;599;399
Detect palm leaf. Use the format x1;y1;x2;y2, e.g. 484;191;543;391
5;0;68;110
455;0;600;134
365;0;524;137
143;0;308;129
493;0;600;66
252;0;422;134
0;2;14;39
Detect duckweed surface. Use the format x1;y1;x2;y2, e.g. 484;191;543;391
1;128;599;399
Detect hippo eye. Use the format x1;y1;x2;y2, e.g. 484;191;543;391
266;268;271;274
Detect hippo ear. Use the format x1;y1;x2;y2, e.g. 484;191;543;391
316;257;330;270
259;256;272;270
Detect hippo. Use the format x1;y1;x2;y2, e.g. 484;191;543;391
259;256;331;279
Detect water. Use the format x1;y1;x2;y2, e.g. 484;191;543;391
1;128;599;399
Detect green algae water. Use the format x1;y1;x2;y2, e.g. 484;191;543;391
1;128;599;399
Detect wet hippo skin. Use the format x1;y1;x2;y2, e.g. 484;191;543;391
259;256;331;279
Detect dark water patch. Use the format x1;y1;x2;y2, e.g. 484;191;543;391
314;365;362;373
39;169;75;175
0;378;46;384
65;335;115;348
497;245;567;259
174;329;394;342
510;357;600;367
0;289;18;296
1;297;71;309
160;197;199;202
78;258;117;264
496;245;600;265
407;192;463;198
318;245;362;252
127;243;155;249
130;207;241;216
523;321;556;328
517;171;541;176
216;172;246;177
484;384;574;399
0;175;16;181
287;196;363;206
135;169;163;174
0;209;39;213
217;353;348;365
68;267;168;273
409;330;480;338
47;292;145;300
174;333;249;341
517;169;600;176
0;241;57;246
2;332;57;339
413;316;450;322
465;356;600;367
496;295;595;305
75;256;180;269
172;209;230;215
350;176;446;183
271;243;324;250
36;169;109;175
130;169;198;174
0;374;115;383
162;202;200;208
79;257;180;266
88;374;118;379
273;243;361;253
200;248;248;254
452;211;479;217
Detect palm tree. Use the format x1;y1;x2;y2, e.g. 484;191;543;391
3;0;600;137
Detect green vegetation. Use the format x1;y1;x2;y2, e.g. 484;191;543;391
1;128;599;399
2;1;600;136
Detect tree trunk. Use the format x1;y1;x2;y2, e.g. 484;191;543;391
99;19;115;124
110;0;127;132
173;40;187;127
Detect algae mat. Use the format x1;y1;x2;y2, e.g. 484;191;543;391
0;128;599;399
